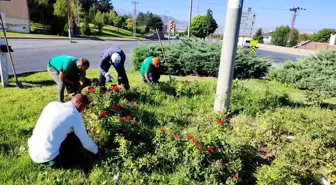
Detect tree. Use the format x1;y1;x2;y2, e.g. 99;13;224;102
190;15;208;38
81;16;91;35
94;11;105;34
113;16;124;32
310;28;336;43
253;28;263;43
126;18;134;31
204;9;218;35
98;0;113;13
148;15;164;31
135;11;164;31
299;33;310;41
271;25;299;47
88;4;98;23
107;10;117;25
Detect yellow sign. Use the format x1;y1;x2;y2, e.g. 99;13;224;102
250;40;258;53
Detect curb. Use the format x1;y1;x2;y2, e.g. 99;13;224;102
6;36;147;41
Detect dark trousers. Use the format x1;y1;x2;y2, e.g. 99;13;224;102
48;68;91;102
99;64;130;89
52;133;94;170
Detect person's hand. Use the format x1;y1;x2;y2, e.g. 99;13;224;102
105;73;112;82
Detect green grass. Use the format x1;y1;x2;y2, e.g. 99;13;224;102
1;22;145;40
0;70;335;184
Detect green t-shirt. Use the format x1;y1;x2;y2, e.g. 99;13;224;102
48;56;85;79
140;56;154;76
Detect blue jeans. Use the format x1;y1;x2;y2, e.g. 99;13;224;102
142;72;160;83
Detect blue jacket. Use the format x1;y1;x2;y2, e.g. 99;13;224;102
99;46;126;76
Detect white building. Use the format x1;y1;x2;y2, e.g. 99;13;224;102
262;32;273;44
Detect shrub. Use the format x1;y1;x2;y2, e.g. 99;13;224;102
269;51;336;96
131;39;271;78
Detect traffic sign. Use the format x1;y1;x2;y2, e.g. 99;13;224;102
250;40;258;53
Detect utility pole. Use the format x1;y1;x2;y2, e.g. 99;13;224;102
76;0;80;35
188;0;193;38
197;0;200;15
132;1;139;37
67;0;73;42
289;7;306;42
214;0;244;112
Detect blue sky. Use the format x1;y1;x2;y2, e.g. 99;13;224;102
112;0;336;32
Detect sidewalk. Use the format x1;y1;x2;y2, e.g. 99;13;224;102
258;44;317;56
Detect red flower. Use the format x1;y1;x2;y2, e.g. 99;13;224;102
112;105;120;111
88;87;96;93
160;128;165;134
126;115;132;121
121;127;126;133
173;134;180;140
207;146;216;154
218;119;224;125
81;115;85;119
233;175;238;181
64;94;69;98
131;121;137;126
106;112;112;117
99;111;107;119
120;117;126;122
92;78;99;84
187;135;194;140
130;101;136;105
221;164;225;169
112;85;120;92
118;105;124;110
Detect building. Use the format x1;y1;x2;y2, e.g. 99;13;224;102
0;0;30;33
262;32;273;44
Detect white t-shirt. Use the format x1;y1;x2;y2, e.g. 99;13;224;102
28;101;98;163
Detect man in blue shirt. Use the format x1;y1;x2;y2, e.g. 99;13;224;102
47;56;91;102
98;46;130;90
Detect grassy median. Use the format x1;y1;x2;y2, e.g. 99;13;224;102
0;70;335;184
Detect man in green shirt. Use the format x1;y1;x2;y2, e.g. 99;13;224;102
47;55;91;102
140;56;162;84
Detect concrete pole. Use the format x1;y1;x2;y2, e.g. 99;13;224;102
188;0;193;38
214;0;244;112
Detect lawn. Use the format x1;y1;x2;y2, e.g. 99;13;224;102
1;22;145;40
0;70;335;184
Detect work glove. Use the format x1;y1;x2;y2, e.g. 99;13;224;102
105;73;112;82
161;58;167;64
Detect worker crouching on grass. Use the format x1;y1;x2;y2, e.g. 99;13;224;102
140;56;165;85
28;94;98;168
98;46;130;90
47;56;92;102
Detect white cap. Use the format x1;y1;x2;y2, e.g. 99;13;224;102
111;53;121;64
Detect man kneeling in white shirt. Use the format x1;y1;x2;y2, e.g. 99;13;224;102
28;94;98;167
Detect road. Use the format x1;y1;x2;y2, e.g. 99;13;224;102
4;39;302;74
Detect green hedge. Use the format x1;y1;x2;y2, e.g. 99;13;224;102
269;51;336;96
131;39;272;78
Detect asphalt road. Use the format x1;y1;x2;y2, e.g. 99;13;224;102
4;39;301;74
